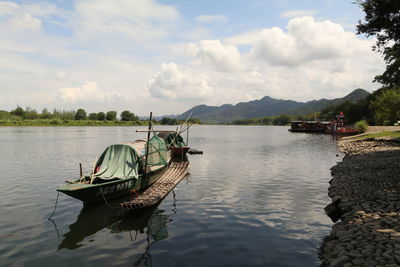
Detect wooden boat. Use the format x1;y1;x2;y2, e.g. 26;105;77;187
326;112;359;135
288;121;329;133
289;112;358;135
57;136;171;203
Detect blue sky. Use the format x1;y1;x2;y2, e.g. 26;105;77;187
0;0;384;115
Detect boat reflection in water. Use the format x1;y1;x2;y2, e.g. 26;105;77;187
58;191;178;265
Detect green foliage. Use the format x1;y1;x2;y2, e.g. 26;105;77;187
160;117;201;125
10;106;25;117
355;131;400;140
161;117;179;125
319;101;366;123
356;0;400;86
96;112;105;121
370;87;400;125
355;120;368;133
88;113;97;120
74;109;87;120
106;111;117;121
120;110;138;121
41;108;52;119
187;118;201;124
0;110;9;119
51;109;75;120
23;107;39;119
232;114;295;125
272;114;291;125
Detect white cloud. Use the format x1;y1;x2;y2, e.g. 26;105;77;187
250;16;372;67
56;81;122;103
0;1;60;31
56;71;67;80
146;16;384;106
73;0;179;42
281;9;317;18
223;29;263;46
8;13;42;30
146;63;213;100
188;40;243;72
195;14;228;24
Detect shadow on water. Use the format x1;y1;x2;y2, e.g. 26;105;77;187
58;190;178;262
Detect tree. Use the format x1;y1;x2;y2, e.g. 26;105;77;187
62;110;75;120
41;108;52;119
106;111;117;121
96;112;105;121
74;108;87;120
121;110;135;121
272;114;292;125
10;106;25;117
160;117;178;125
370;87;400;125
356;0;400;86
88;113;97;120
23;107;39;119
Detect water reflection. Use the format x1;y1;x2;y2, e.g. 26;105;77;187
59;191;177;265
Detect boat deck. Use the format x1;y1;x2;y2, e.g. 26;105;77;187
119;161;189;210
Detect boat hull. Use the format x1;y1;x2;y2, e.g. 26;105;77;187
57;165;168;203
170;146;190;157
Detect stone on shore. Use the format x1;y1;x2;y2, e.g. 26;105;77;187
320;137;400;266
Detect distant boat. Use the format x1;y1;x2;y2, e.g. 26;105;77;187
289;112;359;135
288;121;329;133
57;135;171;203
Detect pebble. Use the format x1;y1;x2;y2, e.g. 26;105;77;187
319;137;400;266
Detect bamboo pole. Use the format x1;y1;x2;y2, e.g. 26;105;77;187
135;130;176;133
143;112;153;183
170;112;192;146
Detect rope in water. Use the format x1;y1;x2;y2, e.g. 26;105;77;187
99;185;115;209
0;192;61;239
47;191;60;221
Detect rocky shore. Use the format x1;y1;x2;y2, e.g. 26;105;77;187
319;137;400;267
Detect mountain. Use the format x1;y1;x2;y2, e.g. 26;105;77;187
178;88;370;123
287;88;370;115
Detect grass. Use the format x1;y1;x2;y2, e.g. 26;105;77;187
0;119;149;127
355;131;400;140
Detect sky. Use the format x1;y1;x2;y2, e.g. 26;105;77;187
0;0;386;116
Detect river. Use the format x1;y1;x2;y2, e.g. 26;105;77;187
0;126;342;266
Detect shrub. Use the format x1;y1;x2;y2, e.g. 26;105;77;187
355;120;368;133
50;119;61;125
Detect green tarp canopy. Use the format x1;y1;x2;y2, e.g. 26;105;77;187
93;136;169;180
94;144;141;180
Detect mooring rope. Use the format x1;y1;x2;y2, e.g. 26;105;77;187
36;191;61;224
99;185;115;209
0;192;62;239
47;191;60;221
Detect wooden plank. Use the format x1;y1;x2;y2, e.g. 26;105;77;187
119;161;189;210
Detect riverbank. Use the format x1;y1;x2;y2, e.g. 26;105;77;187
0;119;149;127
319;130;400;266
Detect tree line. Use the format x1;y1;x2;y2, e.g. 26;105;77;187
0;107;141;122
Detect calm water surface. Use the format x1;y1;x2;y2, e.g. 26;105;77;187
0;126;342;266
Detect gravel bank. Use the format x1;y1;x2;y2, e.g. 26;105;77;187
319;137;400;267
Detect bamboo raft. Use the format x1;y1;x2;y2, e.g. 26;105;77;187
119;161;189;210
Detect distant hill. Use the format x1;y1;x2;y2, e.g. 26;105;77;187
178;88;370;123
